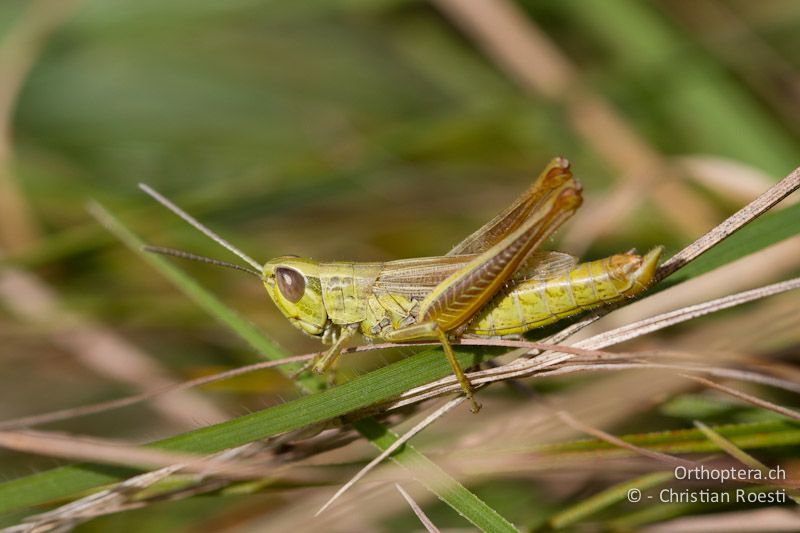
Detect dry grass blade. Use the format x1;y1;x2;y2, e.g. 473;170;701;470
0;353;313;430
6;465;185;533
389;278;800;409
0;340;610;430
683;375;800;422
546;363;800;394
316;397;463;516
655;167;800;281
395;483;441;533
576;277;800;350
0;430;271;480
549;167;800;343
392;357;800;412
9;442;262;533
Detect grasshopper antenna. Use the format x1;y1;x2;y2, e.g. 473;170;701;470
143;245;262;278
139;183;263;272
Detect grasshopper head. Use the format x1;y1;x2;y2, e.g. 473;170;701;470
262;256;328;337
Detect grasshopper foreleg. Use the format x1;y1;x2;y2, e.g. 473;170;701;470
312;323;359;374
290;323;359;381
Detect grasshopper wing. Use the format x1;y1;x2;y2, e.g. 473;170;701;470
373;255;476;298
516;250;578;281
448;157;575;256
419;172;581;330
380;161;581;414
373;250;577;299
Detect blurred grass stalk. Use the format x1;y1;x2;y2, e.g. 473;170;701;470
0;0;78;251
0;0;230;429
553;0;797;174
433;0;800;258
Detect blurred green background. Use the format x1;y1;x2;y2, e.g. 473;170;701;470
1;0;799;531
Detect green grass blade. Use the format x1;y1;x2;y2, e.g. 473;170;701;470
521;420;800;458
87;201;290;368
693;421;770;472
549;471;673;529
0;344;492;515
354;418;518;533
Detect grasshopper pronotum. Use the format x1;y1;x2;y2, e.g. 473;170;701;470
142;158;661;412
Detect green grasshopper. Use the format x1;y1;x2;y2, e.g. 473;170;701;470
142;158;661;412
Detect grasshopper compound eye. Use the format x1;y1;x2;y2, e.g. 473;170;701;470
275;267;306;303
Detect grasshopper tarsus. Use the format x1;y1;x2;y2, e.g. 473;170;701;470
468;398;482;414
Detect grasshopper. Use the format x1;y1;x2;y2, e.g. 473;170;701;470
142;158;661;412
